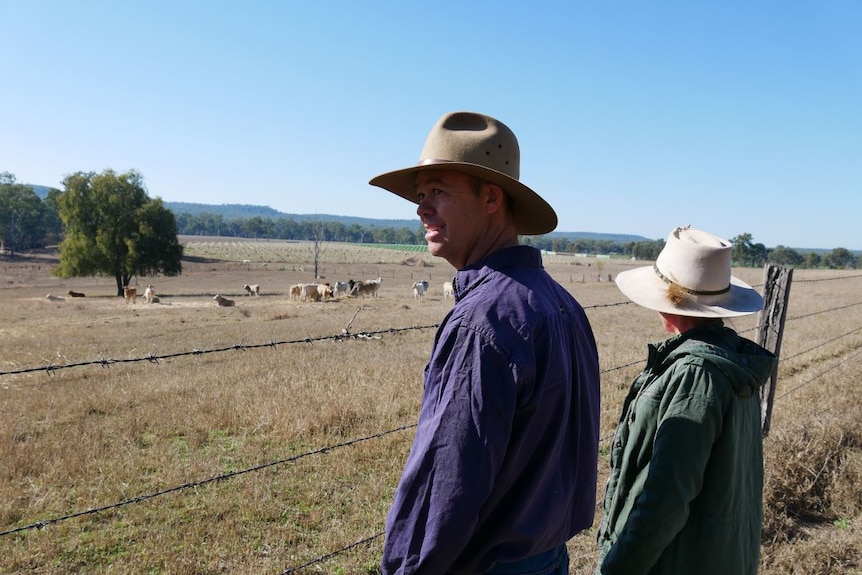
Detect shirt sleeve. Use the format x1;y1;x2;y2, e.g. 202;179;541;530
600;362;726;575
381;324;518;575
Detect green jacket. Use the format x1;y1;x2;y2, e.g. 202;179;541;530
596;320;777;575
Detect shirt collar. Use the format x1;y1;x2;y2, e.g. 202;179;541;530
453;245;542;301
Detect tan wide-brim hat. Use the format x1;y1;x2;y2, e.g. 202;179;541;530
369;111;558;235
615;226;764;318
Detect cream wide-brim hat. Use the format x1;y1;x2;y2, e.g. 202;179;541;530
615;226;764;318
369;111;558;236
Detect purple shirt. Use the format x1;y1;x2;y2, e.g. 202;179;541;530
382;246;601;574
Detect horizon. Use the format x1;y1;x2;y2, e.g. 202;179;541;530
164;200;857;253
4;2;860;250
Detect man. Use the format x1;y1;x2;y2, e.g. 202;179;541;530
369;111;601;574
595;226;778;575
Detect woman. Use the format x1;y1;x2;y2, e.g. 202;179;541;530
596;226;777;575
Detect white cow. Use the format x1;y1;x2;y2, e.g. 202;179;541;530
443;281;454;299
412;280;429;299
243;283;260;296
143;284;156;304
332;281;350;297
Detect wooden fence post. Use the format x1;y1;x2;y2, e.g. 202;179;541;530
755;264;793;437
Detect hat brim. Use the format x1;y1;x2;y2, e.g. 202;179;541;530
615;265;764;318
369;161;558;236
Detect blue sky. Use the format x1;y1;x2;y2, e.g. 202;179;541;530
3;2;860;250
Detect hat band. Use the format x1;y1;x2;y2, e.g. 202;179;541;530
653;264;730;296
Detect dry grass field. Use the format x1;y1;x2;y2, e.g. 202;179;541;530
2;237;861;574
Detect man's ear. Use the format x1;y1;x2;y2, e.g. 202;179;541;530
483;182;505;215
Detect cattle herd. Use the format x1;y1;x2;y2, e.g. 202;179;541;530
44;277;454;307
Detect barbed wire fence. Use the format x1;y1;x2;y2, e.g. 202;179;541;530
2;273;861;573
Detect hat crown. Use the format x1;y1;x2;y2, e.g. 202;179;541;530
656;227;733;293
419;112;521;181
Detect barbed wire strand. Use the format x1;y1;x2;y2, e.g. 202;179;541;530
0;325;439;377
4;297;859;380
792;273;862;283
775;346;862;402
279;532;384;575
0;301;640;378
0;423;416;538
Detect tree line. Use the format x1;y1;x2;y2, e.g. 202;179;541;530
1;170;858;276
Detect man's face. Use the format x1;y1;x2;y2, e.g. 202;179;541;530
414;169;488;269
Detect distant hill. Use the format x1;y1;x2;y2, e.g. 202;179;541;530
164;202;421;230
27;184;55;198
163;201;651;244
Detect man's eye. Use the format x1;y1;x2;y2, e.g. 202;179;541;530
417;188;443;201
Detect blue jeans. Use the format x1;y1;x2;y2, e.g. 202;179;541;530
484;544;569;575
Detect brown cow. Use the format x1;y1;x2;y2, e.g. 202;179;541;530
123;286;137;304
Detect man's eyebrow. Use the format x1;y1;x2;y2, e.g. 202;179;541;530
414;176;446;190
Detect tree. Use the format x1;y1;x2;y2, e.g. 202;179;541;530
750;242;768;267
54;169;184;296
0;174;49;253
37;187;65;246
826;247;858;269
804;251;821;269
768;245;804;267
625;239;665;261
307;220;328;278
730;233;754;266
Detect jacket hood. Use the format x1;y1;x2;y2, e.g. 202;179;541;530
662;321;777;398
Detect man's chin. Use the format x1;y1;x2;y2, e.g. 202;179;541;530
426;242;447;257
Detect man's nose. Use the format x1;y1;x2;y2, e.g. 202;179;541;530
416;198;433;218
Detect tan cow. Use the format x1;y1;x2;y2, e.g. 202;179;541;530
123;286;137;304
290;283;303;301
348;278;381;298
317;282;333;302
300;283;321;302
